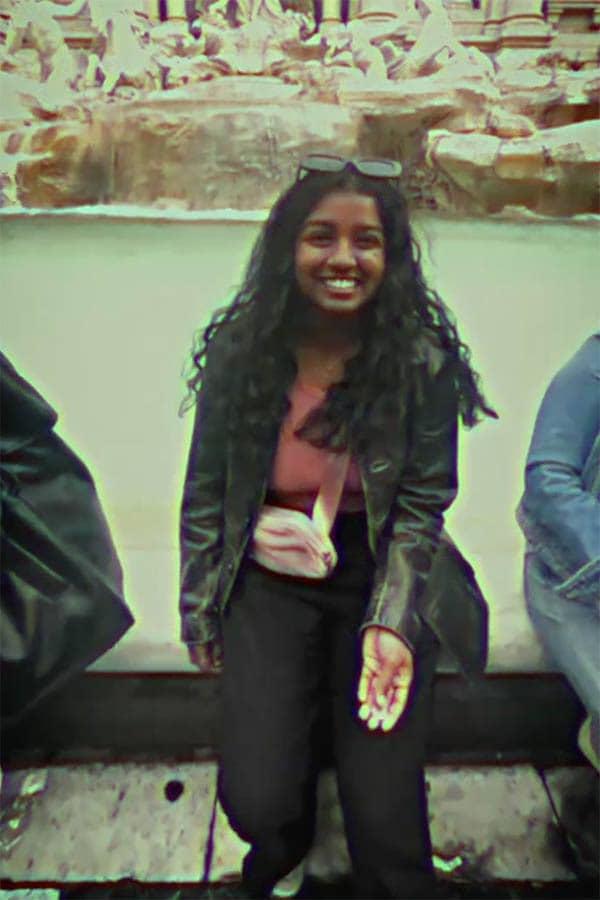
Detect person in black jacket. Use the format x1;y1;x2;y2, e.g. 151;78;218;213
0;353;133;723
179;155;495;899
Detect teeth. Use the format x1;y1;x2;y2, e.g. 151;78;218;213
324;279;357;289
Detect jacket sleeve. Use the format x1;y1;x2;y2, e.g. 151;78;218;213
1;353;133;719
0;352;58;451
179;343;228;647
517;335;600;599
361;354;459;649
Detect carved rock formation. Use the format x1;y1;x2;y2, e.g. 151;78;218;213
14;93;360;209
427;120;600;217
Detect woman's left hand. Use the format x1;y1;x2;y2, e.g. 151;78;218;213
357;625;414;732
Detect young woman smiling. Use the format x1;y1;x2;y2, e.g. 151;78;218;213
179;155;495;899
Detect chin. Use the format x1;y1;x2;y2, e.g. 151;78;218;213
324;305;363;315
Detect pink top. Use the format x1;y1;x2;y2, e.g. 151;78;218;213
268;380;365;513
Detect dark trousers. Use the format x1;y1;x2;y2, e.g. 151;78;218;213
218;514;439;899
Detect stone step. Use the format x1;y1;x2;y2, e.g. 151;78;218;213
1;762;596;886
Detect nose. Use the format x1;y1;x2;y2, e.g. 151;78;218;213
328;237;356;269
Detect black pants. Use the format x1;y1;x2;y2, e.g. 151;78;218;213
218;514;439;899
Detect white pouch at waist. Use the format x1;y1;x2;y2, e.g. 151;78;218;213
250;506;337;578
249;452;350;579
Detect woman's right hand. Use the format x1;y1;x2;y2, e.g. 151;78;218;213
188;641;223;673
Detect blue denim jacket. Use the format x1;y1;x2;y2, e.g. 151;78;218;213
517;334;600;603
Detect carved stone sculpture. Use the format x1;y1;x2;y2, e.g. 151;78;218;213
389;0;495;81
3;0;86;94
87;1;160;94
149;20;225;87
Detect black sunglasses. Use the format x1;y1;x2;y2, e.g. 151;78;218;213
297;153;403;182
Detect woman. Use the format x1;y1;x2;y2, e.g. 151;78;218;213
179;155;495;899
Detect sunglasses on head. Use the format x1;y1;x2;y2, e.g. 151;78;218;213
297;153;403;182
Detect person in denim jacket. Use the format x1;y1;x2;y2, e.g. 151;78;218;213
517;333;600;770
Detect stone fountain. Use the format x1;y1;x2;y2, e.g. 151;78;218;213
0;0;598;217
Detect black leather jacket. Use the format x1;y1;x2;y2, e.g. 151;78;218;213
1;353;134;720
179;332;487;676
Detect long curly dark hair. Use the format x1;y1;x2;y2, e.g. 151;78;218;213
182;166;496;455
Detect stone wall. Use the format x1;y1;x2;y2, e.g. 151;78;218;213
1;0;598;217
1;212;598;673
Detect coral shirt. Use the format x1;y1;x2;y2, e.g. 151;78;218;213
268;380;365;513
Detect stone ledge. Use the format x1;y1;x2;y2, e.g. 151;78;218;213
1;672;587;768
1;205;599;227
0;762;595;884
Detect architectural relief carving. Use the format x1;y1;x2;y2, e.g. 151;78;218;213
2;0;86;93
0;0;598;217
86;0;160;93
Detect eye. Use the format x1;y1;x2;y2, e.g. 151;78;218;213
303;228;332;246
355;232;383;249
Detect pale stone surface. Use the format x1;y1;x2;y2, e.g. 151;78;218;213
0;1;598;216
0;763;578;883
427;767;572;881
0;763;217;882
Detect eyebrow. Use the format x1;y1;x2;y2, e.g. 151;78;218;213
303;219;384;234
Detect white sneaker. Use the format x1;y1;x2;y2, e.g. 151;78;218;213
271;859;306;898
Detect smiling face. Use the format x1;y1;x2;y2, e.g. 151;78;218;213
294;191;386;316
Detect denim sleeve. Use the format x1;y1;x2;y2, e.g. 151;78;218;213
518;335;600;598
